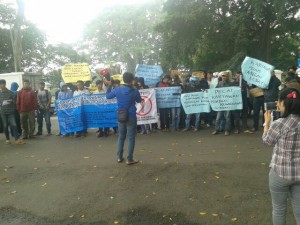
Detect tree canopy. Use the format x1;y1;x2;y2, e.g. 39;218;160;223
82;0;164;73
156;0;300;71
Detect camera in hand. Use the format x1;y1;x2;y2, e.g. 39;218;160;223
264;102;277;111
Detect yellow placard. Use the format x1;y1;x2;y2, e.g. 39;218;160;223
111;74;124;84
171;70;182;78
62;63;91;83
192;71;205;78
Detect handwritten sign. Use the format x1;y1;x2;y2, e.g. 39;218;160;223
155;87;181;108
136;88;158;125
135;64;163;87
62;63;91;83
208;87;242;111
181;92;210;114
241;56;274;88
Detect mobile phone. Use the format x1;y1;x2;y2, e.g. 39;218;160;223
264;102;277;111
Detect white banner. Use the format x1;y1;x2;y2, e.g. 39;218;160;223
136;88;158;125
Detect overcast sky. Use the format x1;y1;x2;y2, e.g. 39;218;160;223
22;0;151;44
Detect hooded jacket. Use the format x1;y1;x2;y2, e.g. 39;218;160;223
58;82;73;99
10;82;19;96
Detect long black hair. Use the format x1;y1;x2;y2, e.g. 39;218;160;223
278;88;300;118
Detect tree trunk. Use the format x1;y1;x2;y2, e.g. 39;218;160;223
10;0;24;72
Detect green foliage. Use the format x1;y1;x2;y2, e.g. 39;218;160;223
157;0;300;72
82;0;164;72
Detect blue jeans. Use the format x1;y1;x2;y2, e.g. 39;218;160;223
215;111;231;132
171;107;181;129
269;169;300;225
185;113;200;129
141;124;150;133
1;113;20;140
253;97;265;130
117;118;137;161
37;108;51;134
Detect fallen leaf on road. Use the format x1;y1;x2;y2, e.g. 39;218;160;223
224;195;232;199
199;212;207;216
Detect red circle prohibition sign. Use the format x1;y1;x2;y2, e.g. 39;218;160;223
137;96;152;116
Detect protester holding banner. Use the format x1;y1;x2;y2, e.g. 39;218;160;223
57;82;73;137
262;88;300;225
93;80;109;137
73;80;90;137
170;75;183;131
157;75;172;131
136;77;151;134
232;72;253;134
106;72;142;165
212;71;234;136
182;76;206;132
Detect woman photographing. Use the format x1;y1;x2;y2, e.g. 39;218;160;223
263;88;300;225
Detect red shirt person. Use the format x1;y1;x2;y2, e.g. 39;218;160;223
17;79;38;139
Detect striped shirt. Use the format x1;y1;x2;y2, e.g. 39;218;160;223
262;114;300;181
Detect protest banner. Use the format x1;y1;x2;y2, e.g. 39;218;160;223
155;87;181;108
192;71;205;78
181;92;211;114
136;88;158;125
170;70;182;78
62;63;91;83
208;87;242;111
55;94;117;134
241;56;274;88
111;74;124;84
135;64;163;87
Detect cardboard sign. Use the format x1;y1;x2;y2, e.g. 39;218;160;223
208;87;243;111
241;56;274;88
62;63;91;83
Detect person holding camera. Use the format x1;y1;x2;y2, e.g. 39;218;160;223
106;72;142;165
263;88;300;225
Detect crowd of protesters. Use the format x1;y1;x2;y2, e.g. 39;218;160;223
0;66;299;144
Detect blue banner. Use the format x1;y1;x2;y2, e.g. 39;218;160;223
241;56;274;89
135;64;163;87
207;87;243;111
55;94;117;134
155;87;181;108
181;92;211;114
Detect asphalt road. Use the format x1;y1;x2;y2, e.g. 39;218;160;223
0;117;296;225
